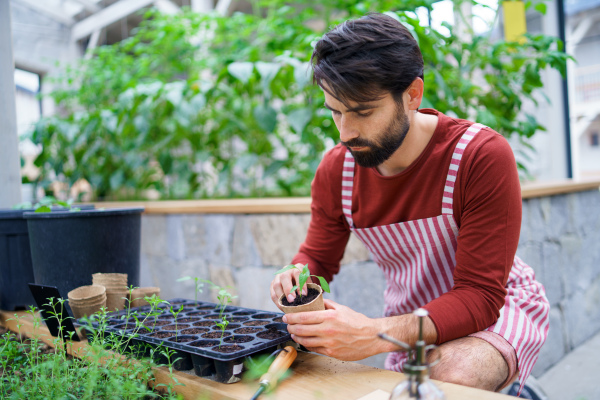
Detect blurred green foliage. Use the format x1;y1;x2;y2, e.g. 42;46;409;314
27;0;571;200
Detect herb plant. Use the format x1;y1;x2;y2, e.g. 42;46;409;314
275;263;330;300
1;303;182;399
176;276;206;305
216;287;237;318
215;316;229;349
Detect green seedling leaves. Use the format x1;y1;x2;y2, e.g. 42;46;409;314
274;263;330;300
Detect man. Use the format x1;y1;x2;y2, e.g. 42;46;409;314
270;13;549;396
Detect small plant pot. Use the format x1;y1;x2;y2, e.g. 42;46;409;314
68;284;106;303
278;283;324;313
92;273;128;286
69;297;107;319
105;289;129;312
130;287;161;308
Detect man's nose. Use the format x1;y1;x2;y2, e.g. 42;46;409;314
338;116;359;142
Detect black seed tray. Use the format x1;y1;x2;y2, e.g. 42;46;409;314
85;298;290;363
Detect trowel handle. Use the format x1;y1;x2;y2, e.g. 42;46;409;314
259;346;297;389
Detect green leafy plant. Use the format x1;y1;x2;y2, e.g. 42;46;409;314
1;303;182;399
169;303;185;340
11;195;82;213
215;316;230;349
275;263;330;300
27;0;571;201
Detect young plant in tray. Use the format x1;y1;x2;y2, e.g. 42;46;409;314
275;263;330;300
215;316;229;349
216;287;237;318
169;303;185;340
176;276;207;305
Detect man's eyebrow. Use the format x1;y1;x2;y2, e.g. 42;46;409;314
323;102;378;113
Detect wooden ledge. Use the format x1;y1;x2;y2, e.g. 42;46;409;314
93;180;600;214
521;178;600;199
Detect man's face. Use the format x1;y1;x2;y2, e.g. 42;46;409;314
323;91;410;168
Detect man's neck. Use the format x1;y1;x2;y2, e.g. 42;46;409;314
376;111;439;177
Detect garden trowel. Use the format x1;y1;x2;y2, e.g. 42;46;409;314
250;345;297;400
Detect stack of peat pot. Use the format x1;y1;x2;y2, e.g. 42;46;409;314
67;285;106;319
92;273;128;311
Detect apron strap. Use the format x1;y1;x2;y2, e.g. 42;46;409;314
342;149;355;228
441;123;487;215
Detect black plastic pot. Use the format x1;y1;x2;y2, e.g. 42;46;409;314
0;210;36;310
24;207;144;299
0;205;94;311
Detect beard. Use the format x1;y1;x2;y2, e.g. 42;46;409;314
342;105;410;168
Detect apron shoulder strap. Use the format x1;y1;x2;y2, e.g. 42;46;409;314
342;149;355;228
441;123;487;215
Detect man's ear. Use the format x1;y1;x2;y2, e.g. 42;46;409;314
404;77;424;111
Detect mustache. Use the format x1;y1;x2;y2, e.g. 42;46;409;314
341;138;374;148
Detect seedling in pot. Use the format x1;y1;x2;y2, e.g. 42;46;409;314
275;263;330;300
169;304;185;340
215;316;229;349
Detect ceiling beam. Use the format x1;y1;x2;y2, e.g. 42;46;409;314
69;0;101;13
72;0;155;41
18;0;75;26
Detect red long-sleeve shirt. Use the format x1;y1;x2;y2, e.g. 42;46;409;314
291;109;522;344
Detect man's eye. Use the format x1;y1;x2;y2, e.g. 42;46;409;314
331;110;341;116
356;112;372;117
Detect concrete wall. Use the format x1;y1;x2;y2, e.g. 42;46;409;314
138;189;600;377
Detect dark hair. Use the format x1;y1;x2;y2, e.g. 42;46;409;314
311;13;424;106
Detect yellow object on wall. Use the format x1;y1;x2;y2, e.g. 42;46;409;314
503;1;527;43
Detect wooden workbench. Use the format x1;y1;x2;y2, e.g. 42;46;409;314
0;310;512;400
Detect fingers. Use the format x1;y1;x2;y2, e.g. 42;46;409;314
270;263;309;307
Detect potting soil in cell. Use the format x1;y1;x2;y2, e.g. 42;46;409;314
79;298;292;383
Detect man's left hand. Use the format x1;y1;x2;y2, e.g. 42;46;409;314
282;299;386;361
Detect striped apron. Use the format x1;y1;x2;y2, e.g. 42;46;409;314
341;123;549;391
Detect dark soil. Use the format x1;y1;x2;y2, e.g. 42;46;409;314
224;335;253;344
257;328;286;340
273;317;283;322
212;344;243;353
143;320;171;327
243;320;269;326
204;315;223;320
175;317;199;323
162;324;190;331
280;288;321;306
229;317;248;323
201;331;225;339
232;311;254;316
193;321;215;327
148;331;175;339
234;327;261;334
180;328;208;335
186;311;209;316
211;324;240;331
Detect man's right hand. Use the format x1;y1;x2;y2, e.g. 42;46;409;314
270;263;313;310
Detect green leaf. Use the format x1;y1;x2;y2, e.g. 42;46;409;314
227;62;254;84
253;104;277;133
315;276;330;293
286;107;312;134
255;62;281;87
35;205;52;213
534;3;547;14
274;265;297;275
